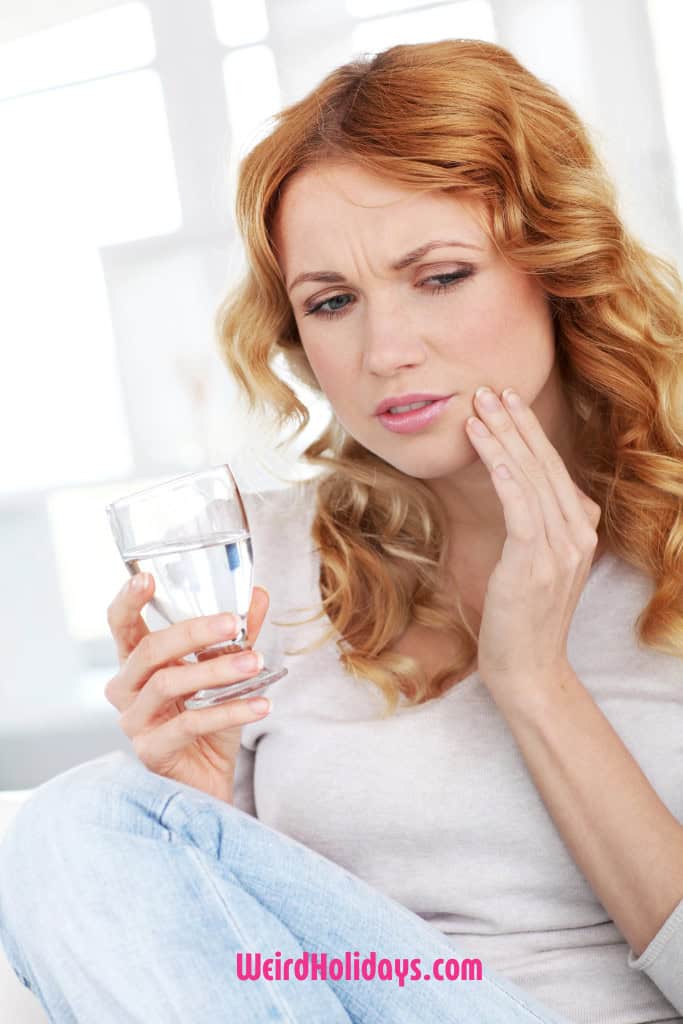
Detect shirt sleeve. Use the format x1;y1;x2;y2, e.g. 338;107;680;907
231;741;257;818
626;896;683;1014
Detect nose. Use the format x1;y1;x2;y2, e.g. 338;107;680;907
361;303;426;376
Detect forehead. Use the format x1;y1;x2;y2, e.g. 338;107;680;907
272;162;488;254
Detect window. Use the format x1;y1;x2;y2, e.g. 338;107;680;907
223;44;282;195
647;0;683;225
47;476;169;644
0;2;155;99
0;6;181;495
209;3;282;206
210;0;269;48
347;0;456;14
350;0;496;53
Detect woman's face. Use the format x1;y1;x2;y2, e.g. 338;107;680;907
272;161;560;485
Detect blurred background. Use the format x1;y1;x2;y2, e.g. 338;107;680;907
1;0;682;788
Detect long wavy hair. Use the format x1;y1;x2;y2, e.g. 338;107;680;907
216;39;683;717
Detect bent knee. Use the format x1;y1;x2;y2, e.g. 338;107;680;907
0;751;160;876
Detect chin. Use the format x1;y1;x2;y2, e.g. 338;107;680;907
340;417;478;476
367;445;479;481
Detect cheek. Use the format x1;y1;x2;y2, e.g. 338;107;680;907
445;297;503;361
452;282;553;364
300;340;354;406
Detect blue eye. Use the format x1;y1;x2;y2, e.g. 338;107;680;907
303;269;472;321
311;294;351;317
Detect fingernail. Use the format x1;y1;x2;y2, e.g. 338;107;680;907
468;416;490;437
249;697;271;715
476;387;499;410
234;650;263;672
212;613;236;636
502;388;521;408
131;574;146;591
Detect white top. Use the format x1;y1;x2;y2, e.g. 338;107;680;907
234;479;683;1024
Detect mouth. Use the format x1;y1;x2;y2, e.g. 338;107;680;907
376;395;455;434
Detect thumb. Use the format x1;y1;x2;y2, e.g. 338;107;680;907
246;585;270;644
110;573;153;666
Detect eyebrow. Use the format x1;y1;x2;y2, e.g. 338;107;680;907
286;239;483;292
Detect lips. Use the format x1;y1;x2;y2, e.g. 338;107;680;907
383;399;436;415
373;393;450;416
377;395;454;434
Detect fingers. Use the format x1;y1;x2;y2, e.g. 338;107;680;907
106;583;271;709
474;387;588;532
119;647;264;737
467;387;591;552
106;573;154;665
132;696;270;776
115;611;239;697
195;585;271;664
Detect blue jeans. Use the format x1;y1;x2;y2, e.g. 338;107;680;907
0;750;573;1023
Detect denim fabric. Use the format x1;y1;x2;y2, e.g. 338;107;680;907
0;750;574;1023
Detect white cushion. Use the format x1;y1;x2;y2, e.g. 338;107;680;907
0;791;50;1023
0;791;34;840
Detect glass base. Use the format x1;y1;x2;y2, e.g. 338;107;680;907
183;665;288;710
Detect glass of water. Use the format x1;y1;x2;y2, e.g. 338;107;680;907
105;464;287;710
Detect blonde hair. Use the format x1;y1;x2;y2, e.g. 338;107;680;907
216;39;683;717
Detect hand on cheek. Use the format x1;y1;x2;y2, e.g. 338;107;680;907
463;386;603;698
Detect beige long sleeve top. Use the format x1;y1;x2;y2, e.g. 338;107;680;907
232;479;683;1024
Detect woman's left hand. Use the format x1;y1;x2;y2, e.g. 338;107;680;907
465;385;603;703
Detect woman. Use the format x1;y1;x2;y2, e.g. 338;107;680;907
2;39;682;1024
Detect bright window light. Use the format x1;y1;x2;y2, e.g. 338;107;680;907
347;0;459;17
223;44;282;194
0;240;134;495
647;0;683;225
0;69;182;494
0;70;182;246
47;476;170;642
351;0;495;53
0;2;155;101
211;0;269;47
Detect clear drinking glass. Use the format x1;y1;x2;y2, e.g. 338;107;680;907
105;464;287;710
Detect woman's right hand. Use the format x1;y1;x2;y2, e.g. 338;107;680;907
104;573;273;803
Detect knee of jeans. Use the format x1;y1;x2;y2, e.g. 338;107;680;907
0;751;143;883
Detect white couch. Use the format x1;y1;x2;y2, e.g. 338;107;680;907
0;791;50;1023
